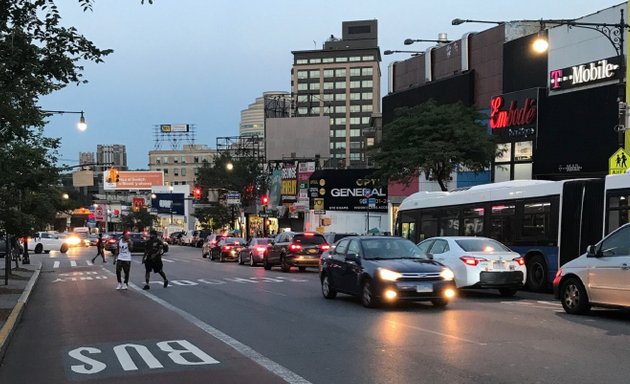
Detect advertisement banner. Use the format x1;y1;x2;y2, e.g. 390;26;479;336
150;193;185;216
132;197;145;212
72;170;94;187
296;161;315;211
281;162;297;202
309;169;388;212
94;204;105;221
103;171;164;191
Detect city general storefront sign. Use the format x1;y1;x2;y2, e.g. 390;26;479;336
309;169;388;212
549;56;621;91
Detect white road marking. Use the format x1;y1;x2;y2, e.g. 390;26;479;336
70;260;77;267
386;320;488;346
53;261;60;269
86;260;94;266
163;259;175;263
537;300;562;307
97;267;311;384
258;289;288;297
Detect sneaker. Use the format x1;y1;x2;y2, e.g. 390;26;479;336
116;283;122;290
122;284;128;290
164;280;169;288
143;284;150;290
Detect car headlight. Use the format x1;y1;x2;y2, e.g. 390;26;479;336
67;237;80;245
440;268;455;281
379;268;402;281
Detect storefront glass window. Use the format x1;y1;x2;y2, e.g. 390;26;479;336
494;164;511;182
495;143;511;162
514;141;533;161
514;163;532;180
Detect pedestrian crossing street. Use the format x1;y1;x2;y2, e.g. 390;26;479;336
49;257;177;269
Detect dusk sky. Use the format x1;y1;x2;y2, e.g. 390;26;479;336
41;0;622;169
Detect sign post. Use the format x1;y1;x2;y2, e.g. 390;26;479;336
364;188;372;235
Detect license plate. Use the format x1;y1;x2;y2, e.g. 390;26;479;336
416;283;433;293
493;262;504;270
308;249;317;254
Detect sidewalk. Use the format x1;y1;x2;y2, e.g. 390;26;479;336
0;254;42;362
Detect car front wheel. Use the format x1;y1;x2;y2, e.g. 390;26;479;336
34;244;43;254
280;256;291;272
249;254;256;267
361;279;379;308
321;274;337;299
560;277;591;315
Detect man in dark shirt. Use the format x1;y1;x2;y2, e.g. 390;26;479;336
142;230;168;290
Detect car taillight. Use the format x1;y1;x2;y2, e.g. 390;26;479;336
460;256;487;266
223;245;232;251
108;239;116;243
289;244;302;252
255;246;267;253
320;244;330;251
513;257;525;266
210;240;217;245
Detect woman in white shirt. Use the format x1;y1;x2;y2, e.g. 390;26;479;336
115;232;133;290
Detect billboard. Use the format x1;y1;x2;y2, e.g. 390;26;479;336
160;124;190;133
103;171;164;191
150;193;185;216
309;169;388;212
72;170;94;187
265;116;330;161
281;162;297;202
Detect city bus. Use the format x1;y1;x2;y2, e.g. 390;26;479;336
395;173;630;292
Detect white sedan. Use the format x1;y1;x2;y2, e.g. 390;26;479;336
417;237;526;297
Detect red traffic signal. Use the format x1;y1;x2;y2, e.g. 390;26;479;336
261;195;269;206
193;187;202;200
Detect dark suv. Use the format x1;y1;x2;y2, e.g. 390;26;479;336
265;232;329;272
324;232;358;246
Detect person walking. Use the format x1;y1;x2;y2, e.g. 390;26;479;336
115;231;133;290
91;233;106;263
142;230;168;290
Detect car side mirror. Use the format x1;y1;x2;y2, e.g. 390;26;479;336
586;245;598;257
426;253;434;260
346;252;359;262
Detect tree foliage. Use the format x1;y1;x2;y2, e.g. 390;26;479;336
121;207;156;232
369;100;496;191
192;205;232;231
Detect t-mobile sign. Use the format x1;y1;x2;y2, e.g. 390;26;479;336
549;56;621;91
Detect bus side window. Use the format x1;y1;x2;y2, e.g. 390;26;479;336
490;204;516;243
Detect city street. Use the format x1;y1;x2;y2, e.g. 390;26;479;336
1;245;629;384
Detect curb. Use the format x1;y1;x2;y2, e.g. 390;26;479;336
0;262;42;363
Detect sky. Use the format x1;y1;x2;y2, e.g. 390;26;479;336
41;0;623;169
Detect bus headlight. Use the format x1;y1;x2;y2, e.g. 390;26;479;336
440;268;455;281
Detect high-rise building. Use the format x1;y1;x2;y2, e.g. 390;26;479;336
291;20;381;167
240;91;290;138
148;144;217;186
79;152;95;166
96;144;127;172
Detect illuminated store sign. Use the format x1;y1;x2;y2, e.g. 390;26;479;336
549;56;620;91
489;88;540;139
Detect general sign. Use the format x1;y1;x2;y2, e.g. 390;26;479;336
609;147;630;175
151;193;185;215
309;169;388;212
489;88;539;139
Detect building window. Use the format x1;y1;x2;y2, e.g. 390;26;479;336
297;83;308;91
297;95;309;102
495;143;511;162
350;142;361;149
350;117;361;125
350;129;361;137
323;69;334;77
193;156;199;163
335;117;346;125
362;55;375;61
296;59;308;64
515;141;533;161
312;106;320;114
174;168;179;176
309;82;320;90
349;105;360;113
494;164;511;182
350;81;361;88
330;130;334;137
361;67;373;76
309;58;321;64
336;106;346;113
309;70;320;78
336;57;348;62
323;57;334;63
181;181;186;185
156;157;161;165
298;107;308;115
335;93;346;101
349;56;361;62
349;152;361;160
181;168;186;176
361;80;373;88
361;117;370;124
367;137;375;146
173;181;179;185
173;156;179;164
335;68;346;77
297;70;308;79
350;68;361;76
362;92;373;100
321;93;333;101
335;142;346;149
335;81;346;89
330;142;334;149
163;156;168;164
164;168;169;175
350;93;361;101
335;129;346;137
323;82;334;90
361;104;373;112
181;156;186;163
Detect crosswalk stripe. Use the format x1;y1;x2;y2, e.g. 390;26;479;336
163;259;175;263
53;261;60;269
70;260;77;267
86;260;93;266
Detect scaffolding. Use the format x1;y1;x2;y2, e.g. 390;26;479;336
153;124;196;150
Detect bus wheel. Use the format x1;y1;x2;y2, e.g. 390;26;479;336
526;255;547;292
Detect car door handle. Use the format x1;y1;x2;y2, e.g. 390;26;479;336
621;263;629;271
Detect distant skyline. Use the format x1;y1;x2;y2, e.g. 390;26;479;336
41;0;623;168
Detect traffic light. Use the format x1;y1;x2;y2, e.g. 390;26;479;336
193;186;202;200
261;195;269;207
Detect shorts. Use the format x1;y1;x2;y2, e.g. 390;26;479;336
145;259;163;273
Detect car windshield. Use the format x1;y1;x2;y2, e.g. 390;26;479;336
225;237;246;245
455;239;512;252
293;234;326;245
361;238;426;260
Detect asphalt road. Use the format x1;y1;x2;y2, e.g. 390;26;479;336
1;245;629;384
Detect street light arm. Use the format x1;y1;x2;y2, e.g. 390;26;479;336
404;38;452;45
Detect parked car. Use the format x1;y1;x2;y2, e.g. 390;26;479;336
28;231;72;253
194;230;211;248
265;232;330;272
416;237;526;297
168;231;184;245
320;236;457;308
202;234;227;258
553;223;630;315
238;237;273;266
179;230;195;246
212;237;247;262
323;232;358;247
104;233;123;252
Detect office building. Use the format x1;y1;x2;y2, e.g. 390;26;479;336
148;144;217;186
79;152;95;166
240;91;290;137
96;144;127;172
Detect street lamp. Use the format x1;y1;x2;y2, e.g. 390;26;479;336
452;10;630;147
42;110;87;131
384;50;423;56
225;161;234;171
403;37;453;45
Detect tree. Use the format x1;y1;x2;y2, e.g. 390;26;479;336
121;207;156;232
192;205;232;231
370;100;496;191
